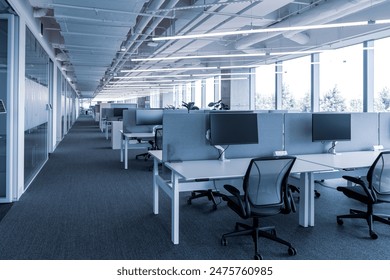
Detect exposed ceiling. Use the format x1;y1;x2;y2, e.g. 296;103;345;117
23;0;390;100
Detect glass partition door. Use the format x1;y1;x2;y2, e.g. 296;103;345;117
0;15;13;203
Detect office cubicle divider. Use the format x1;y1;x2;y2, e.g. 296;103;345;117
225;113;284;158
284;113;379;155
162;111;284;162
162;112;217;162
284;113;324;155
337;113;378;152
379;113;390;149
122;109;156;133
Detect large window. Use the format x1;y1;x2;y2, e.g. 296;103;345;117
205;77;215;108
282;56;311;112
255;64;275;110
194;80;202;109
373;37;390;112
319;44;363;112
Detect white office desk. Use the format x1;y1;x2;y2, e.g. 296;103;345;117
120;130;154;169
296;150;381;170
148;151;332;244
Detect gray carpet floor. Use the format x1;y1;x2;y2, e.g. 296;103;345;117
0;115;389;260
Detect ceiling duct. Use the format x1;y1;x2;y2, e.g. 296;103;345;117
33;8;48;18
235;0;386;51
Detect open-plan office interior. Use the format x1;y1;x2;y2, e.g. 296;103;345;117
2;0;390;262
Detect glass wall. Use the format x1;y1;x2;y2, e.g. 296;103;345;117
205;77;215;108
255;64;276;110
194;80;202;108
319;44;363;112
0;19;8;198
373;37;390;112
24;27;49;188
282;56;311;112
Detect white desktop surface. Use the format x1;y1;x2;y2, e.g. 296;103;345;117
148;151;332;244
120;131;154;169
296;150;381;170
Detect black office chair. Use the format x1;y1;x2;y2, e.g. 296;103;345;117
154;127;163;150
136;127;162;161
221;156;297;260
336;151;390;239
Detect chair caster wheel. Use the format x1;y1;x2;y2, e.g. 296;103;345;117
315;191;321;198
221;238;227;246
288;247;297;256
212;204;218;211
254;253;263;260
370;231;378;240
337;218;343;225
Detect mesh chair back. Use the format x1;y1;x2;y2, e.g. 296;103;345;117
368;151;390;195
244;156;296;208
155;128;163;150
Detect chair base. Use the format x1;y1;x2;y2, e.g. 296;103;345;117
337;208;390;239
221;218;296;260
187;190;226;210
289;184;321;198
136;152;151;161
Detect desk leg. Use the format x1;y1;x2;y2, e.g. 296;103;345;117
105;125;108;140
120;138;123;162
124;138;128;170
171;172;180;245
153;157;159;215
299;172;315;227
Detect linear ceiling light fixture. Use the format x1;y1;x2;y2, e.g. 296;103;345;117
130;53;266;62
121;66;219;73
153;19;390;41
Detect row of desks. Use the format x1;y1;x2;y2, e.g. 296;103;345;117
148;150;381;244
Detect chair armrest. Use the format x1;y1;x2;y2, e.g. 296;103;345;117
342;175;376;203
342;175;365;186
224;184;240;197
224;184;247;217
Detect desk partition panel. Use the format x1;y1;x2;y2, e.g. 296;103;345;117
284;113;324;155
122;109;155;133
336;113;378;152
224;113;284;158
285;112;379;155
162;113;217;162
378;113;390;149
162;111;382;163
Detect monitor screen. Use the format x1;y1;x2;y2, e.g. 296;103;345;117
113;108;126;117
312;113;351;142
136;109;163;125
209;112;258;145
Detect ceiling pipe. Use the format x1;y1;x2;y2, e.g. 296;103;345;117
99;0;180;91
33;8;48;18
235;0;386;50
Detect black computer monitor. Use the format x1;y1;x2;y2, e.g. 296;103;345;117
312;113;351;142
135;109;163;125
209;112;259;146
113;108;126;117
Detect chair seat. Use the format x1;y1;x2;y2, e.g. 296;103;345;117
226;196;282;218
337;186;390;204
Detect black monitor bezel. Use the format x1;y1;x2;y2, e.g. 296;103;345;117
312;113;352;142
209;112;259;146
135;109;163;126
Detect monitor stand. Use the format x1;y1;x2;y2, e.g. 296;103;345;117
328;141;338;155
214;145;229;161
